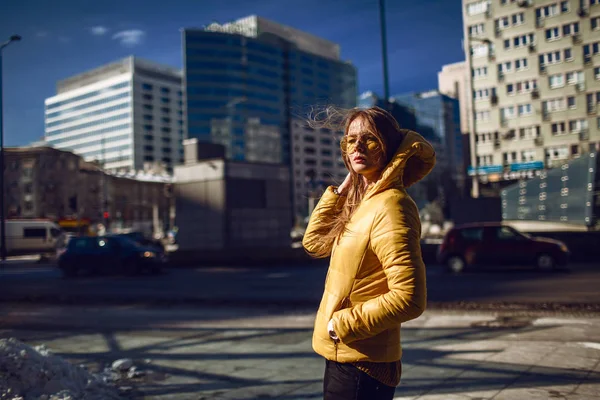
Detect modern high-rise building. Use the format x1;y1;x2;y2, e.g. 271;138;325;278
394;90;464;175
44;57;184;173
438;61;470;134
463;0;600;196
182;15;357;218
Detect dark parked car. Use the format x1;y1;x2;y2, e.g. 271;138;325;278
437;223;570;273
113;232;166;253
58;236;166;278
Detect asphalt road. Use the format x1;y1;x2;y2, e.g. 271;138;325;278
1;260;599;309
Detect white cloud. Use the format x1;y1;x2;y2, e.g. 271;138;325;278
90;26;108;36
112;29;145;47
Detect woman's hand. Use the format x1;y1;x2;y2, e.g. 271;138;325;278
337;172;352;196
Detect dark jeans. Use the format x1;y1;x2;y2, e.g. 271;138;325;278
323;360;396;400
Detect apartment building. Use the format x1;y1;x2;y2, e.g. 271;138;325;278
463;0;600;193
44;57;184;173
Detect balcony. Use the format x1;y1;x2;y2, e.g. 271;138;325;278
534;137;544;146
572;34;582;45
531;89;540;99
575;83;586;93
494;139;501;149
579;129;590;141
528;44;536;53
491;95;499;106
578;8;588;17
536;19;544;28
518;0;532;8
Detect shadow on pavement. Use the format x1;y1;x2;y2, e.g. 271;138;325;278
2;305;600;399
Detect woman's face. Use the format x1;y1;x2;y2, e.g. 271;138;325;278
343;117;385;181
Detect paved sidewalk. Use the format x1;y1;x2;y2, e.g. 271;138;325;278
1;305;600;399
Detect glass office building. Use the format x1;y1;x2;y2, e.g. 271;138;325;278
45;57;183;172
182;15;356;165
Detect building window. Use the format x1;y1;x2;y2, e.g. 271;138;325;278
472;43;490;57
475;110;490;121
551;122;567;135
546;27;560;41
474;88;493;101
144;145;154;152
539;51;561;66
521;149;536;162
161;107;170;114
507;84;515;95
143;94;153;100
571;145;579;156
160;87;170;94
144;155;154;162
142;83;153;91
469;23;485;36
472;66;488;78
143;115;153;121
509;33;535;49
561;1;569;12
512;12;525;25
498;61;513;75
515;58;528;70
536;4;559;19
544;98;566;112
567;96;576;108
569;119;588;133
144;124;153;130
519;126;540;139
565;48;573;61
549;74;565;88
502;106;516;119
161;97;170;104
144;134;153;141
518;104;533;116
143;104;153;110
595;67;600;80
562;22;579;36
546;146;569;160
497;16;510;30
566;71;584;85
592;17;600;30
592;0;600;6
162;117;171;123
161;127;171;133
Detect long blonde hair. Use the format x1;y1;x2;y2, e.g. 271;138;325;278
307;106;406;258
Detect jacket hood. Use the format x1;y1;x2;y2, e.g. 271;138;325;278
365;129;436;200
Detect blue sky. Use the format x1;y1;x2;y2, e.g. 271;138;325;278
0;0;464;146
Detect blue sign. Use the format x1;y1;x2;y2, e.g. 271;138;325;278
467;165;504;176
509;161;544;172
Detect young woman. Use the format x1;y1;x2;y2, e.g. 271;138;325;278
303;106;436;400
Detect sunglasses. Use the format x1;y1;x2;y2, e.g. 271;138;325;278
340;134;382;154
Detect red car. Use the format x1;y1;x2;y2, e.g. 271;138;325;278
437;223;570;273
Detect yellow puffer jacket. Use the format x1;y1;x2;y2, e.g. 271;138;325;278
303;129;436;363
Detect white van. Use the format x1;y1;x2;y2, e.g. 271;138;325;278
5;220;65;256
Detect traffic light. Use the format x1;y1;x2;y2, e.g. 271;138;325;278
103;211;110;220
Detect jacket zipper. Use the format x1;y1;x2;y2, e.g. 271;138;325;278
334;340;338;362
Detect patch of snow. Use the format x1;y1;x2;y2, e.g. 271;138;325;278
0;338;123;400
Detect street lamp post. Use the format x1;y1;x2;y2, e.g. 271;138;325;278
0;34;22;261
465;36;491;199
378;0;390;102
